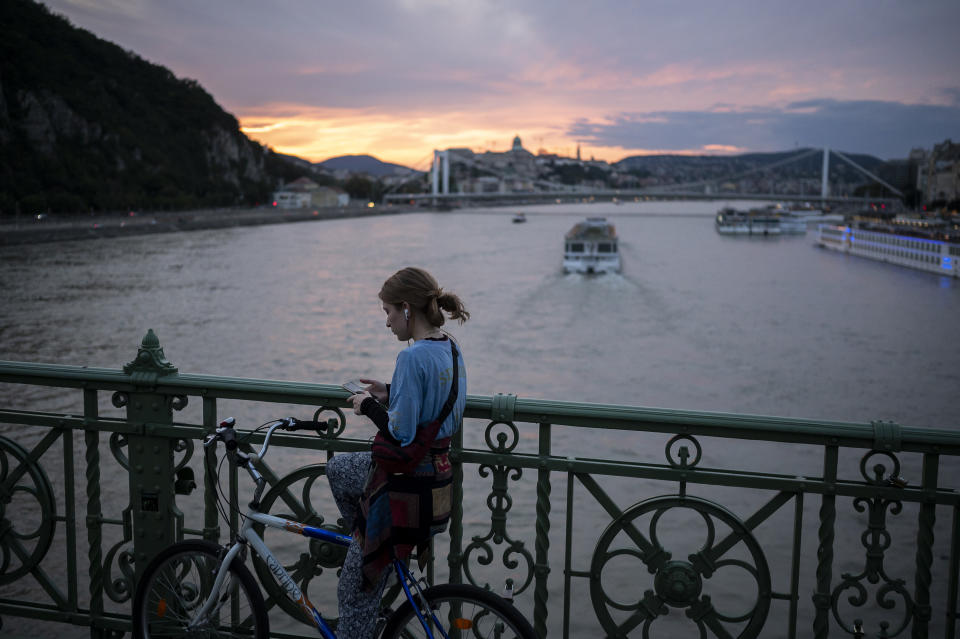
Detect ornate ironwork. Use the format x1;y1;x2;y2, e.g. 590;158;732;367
461;420;534;594
828;451;915;637
167;394;188;411
1;343;959;638
104;426;194;603
0;436;57;584
122;328;178;381
312;405;347;440
589;495;772;638
111;391;129;408
102;541;136;604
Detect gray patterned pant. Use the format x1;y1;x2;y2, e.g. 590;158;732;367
327;452;389;639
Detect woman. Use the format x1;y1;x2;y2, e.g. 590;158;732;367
327;266;469;638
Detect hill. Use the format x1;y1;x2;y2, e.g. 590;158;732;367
0;0;309;215
317;154;417;177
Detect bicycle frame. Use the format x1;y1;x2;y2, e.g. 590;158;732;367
196;419;450;639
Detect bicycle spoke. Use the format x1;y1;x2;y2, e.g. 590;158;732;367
133;541;268;639
382;584;535;639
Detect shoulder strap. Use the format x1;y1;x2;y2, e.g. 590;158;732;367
433;340;459;426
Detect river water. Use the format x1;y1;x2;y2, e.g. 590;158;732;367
1;200;958;637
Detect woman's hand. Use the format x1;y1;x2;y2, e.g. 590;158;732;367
359;378;388;403
346;391;372;415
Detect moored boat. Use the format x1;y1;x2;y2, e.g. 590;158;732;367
777;212;808;234
512;213;527;223
715;208;781;236
563;217;621;274
816;216;960;278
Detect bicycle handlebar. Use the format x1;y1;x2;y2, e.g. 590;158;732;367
204;416;326;464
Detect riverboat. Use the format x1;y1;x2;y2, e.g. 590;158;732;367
774;203;823;234
816;217;960;278
777;212;808;234
512;213;527;223
715;208;781;236
563;217;621;274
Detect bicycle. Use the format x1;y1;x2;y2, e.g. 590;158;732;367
131;416;536;639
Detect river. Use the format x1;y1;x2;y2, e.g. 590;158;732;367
1;200;958;637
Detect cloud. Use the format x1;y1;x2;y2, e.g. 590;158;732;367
568;98;960;159
39;0;960;163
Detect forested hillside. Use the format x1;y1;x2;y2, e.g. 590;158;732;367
0;0;307;215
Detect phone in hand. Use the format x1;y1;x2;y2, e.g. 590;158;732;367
342;379;367;395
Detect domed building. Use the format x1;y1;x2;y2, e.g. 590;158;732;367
450;135;540;193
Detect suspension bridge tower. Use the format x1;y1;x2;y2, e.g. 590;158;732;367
431;150;450;197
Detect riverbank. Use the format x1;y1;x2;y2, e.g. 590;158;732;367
0;203;420;246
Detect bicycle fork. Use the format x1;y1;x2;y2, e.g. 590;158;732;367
185;542;246;632
394;559;450;639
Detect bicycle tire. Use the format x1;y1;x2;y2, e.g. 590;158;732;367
380;583;536;639
132;539;269;639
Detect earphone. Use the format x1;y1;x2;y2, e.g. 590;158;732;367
403;308;410;320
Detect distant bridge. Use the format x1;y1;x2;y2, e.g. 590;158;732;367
383;146;904;209
384;190;900;208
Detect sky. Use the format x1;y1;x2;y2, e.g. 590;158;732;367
41;0;960;169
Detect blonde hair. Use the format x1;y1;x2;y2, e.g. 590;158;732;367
379;267;469;327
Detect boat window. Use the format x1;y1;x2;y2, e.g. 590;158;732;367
569;243;584;253
598;243;613;253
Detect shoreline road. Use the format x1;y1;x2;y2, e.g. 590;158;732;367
0;204;418;247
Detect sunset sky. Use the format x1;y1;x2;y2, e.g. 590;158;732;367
42;0;960;169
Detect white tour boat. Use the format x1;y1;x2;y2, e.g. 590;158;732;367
816;217;960;278
715;208;781;236
777;212;809;234
563;217;621;274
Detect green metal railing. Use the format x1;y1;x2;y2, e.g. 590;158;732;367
0;330;958;638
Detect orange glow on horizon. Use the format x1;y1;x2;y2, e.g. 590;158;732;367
239;104;752;168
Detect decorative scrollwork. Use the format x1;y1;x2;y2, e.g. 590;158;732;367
313;406;347;439
102;539;135;603
589;495;771;637
859;450;901;486
111;392;129;408
166;394;188;411
830;452;913;637
0;436;57;585
484;420;520;454
109;432;130;470
172;437;194;473
461;437;534;594
665;434;702;469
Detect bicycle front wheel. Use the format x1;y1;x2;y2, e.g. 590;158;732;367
132;539;269;639
381;583;536;639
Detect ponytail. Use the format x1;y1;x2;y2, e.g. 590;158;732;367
380;267;470;327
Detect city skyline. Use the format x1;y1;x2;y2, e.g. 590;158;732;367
40;0;960;169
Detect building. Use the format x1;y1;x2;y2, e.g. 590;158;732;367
925;139;960;205
273;177;348;209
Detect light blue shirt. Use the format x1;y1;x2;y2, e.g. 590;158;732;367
387;338;466;445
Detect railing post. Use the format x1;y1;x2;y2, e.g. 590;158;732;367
448;424;464;585
912;453;939;638
83;388;105;639
813;444;838;638
123;329;181;586
202;396;220;542
533;422;551;639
